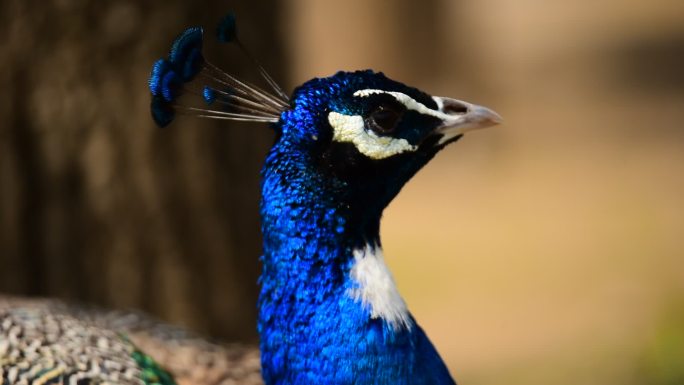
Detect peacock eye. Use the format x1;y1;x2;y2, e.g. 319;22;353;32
365;102;404;134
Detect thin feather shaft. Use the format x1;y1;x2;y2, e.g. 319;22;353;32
179;106;279;122
236;40;290;102
204;63;288;109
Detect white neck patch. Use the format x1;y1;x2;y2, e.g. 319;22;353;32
347;244;412;330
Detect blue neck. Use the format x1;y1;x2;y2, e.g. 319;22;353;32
256;114;456;385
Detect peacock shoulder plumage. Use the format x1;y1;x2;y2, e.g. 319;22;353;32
0;299;160;385
0;298;262;385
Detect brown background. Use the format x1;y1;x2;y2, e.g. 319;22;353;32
1;1;683;384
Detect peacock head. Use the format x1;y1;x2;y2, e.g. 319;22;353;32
148;13;501;218
278;70;501;208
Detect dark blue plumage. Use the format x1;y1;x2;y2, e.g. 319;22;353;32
148;58;182;102
149;59;170;95
150;95;175;128
258;71;456;384
148;14;501;385
148;56;179;127
168;27;204;81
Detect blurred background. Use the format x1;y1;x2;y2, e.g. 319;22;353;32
1;1;683;384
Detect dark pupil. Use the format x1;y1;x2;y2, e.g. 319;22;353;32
367;103;401;134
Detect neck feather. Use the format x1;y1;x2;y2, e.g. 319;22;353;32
256;129;455;385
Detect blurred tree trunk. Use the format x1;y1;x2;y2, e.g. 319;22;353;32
0;0;287;343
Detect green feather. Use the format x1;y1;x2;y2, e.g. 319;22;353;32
131;349;177;385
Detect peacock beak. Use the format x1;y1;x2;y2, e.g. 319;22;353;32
432;96;502;144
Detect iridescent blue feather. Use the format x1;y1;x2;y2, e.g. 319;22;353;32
160;70;181;102
203;86;217;105
147;18;285;128
168;27;204;81
148;59;171;96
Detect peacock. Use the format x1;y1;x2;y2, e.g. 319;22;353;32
1;13;500;385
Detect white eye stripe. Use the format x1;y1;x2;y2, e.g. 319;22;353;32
328;111;417;160
353;89;450;120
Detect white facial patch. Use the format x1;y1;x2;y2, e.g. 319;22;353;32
328;112;417;159
348;244;412;330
